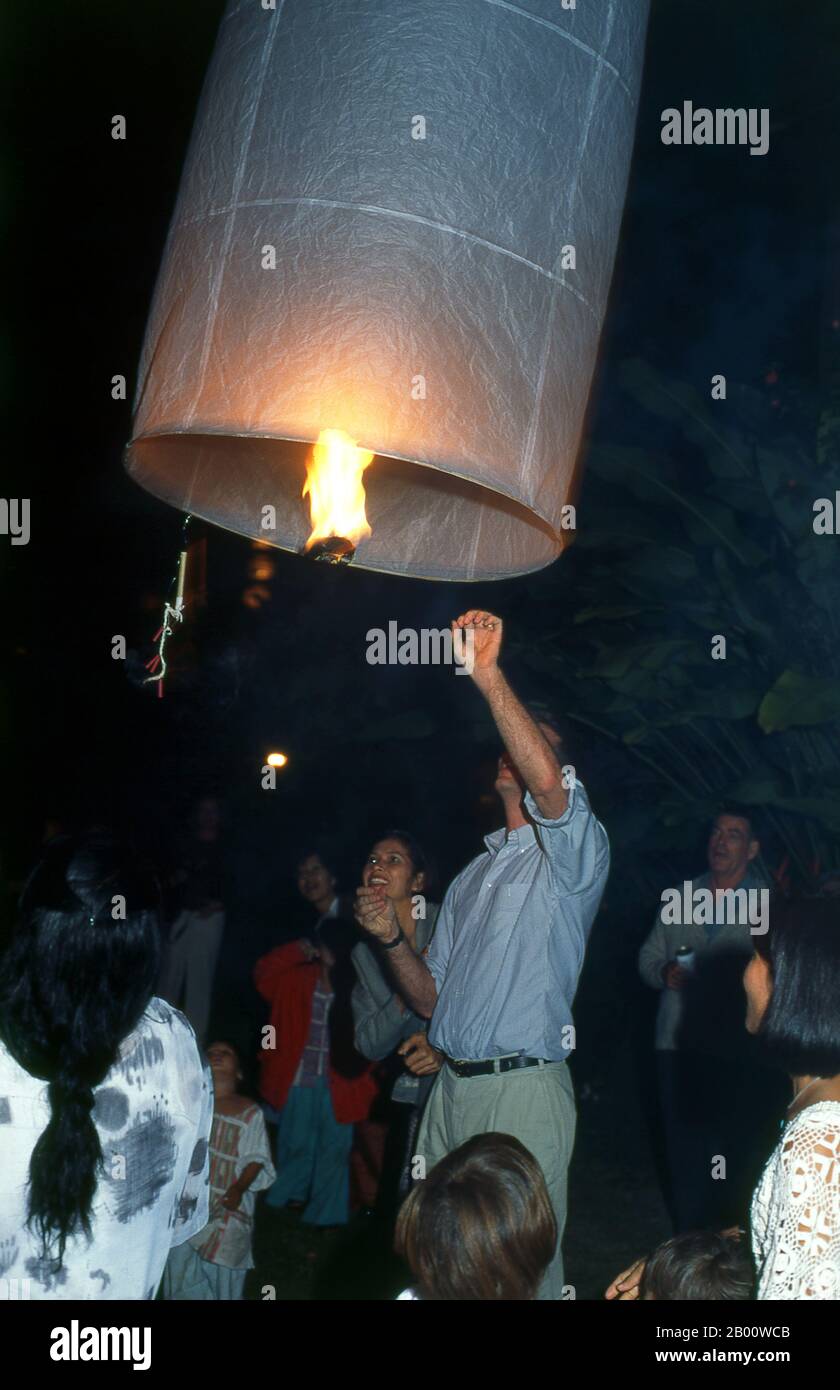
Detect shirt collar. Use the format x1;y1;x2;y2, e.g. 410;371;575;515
484;822;537;855
698;867;763;891
316;897;339;926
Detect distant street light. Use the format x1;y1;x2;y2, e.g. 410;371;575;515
266;752;288;769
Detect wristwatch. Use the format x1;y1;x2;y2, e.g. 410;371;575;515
380;924;406;951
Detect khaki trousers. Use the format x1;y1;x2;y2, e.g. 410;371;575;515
414;1059;576;1300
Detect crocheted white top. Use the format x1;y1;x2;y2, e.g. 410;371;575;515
751;1100;840;1299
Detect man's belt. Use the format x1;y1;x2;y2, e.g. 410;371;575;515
445;1054;549;1078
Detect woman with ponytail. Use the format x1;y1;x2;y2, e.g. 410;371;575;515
0;831;213;1299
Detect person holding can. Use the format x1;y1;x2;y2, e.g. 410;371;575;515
638;807;784;1231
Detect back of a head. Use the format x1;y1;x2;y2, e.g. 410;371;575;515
640;1232;754;1301
0;830;161;1266
394;1133;557;1300
755;894;840;1077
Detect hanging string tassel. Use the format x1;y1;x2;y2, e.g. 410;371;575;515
143;517;191;697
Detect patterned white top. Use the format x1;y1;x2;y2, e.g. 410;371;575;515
188;1102;275;1270
0;997;213;1300
751;1100;840;1300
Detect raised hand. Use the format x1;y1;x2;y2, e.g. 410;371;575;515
354;884;399;943
451;610;502;684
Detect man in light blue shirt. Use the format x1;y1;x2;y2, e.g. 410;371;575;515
355;610;610;1298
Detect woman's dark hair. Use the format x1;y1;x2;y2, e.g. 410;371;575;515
0;831;161;1267
753;894;840;1076
316;918;370;1081
295;843;340;883
394;1132;557;1300
370;829;438;901
640;1231;754;1301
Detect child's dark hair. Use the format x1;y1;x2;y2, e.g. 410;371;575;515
206;1039;242;1069
205;1036;264;1097
640;1232;754;1300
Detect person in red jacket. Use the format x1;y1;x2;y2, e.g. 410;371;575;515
255;918;377;1226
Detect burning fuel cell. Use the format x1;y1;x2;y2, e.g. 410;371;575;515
306;537;356;566
302;430;373;565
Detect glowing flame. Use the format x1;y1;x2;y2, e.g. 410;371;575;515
303;429;373;549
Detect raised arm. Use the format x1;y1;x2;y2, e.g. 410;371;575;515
454;610;568;819
354;888;438;1019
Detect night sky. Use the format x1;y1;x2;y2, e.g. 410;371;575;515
4;0;838;1000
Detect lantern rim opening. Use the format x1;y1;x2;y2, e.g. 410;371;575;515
125;430;572;583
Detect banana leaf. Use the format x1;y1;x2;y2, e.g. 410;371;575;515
758;670;840;732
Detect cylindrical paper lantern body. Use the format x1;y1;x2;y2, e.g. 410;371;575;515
126;0;649;581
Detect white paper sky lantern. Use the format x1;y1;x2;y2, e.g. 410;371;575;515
126;0;650;581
